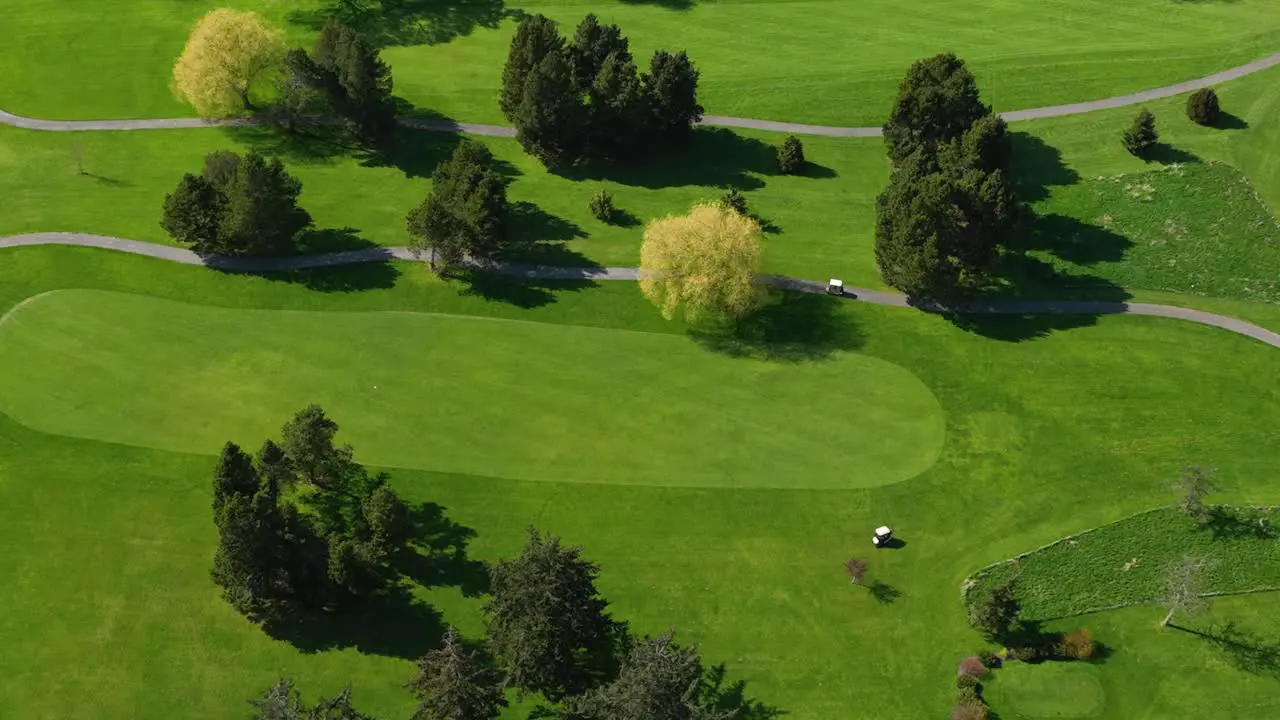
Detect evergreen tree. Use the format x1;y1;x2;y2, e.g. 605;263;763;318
568;14;629;92
280;404;353;488
362;484;412;563
218;151;312;256
311;20;396;145
568;632;732;720
776;136;805;175
406;139;511;268
485;527;620;700
644;50;703;142
1186;88;1220;127
500;14;566;119
252;679;307;720
1122;109;1158;158
407;627;508;720
211;486;290;620
160;174;225;253
511;49;584;167
202;149;242;189
585;50;647;159
874;163;960;297
257;438;296;490
212;442;260;512
883;53;990;166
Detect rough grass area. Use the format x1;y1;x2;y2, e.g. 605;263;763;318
1026;163;1280;303
5;0;1280;124
965;507;1280;620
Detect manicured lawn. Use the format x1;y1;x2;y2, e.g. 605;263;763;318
984;661;1107;719
965;507;1280;620
0;288;944;489
4;0;1280;124
1;246;1279;718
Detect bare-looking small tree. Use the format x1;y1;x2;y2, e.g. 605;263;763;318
846;559;869;585
1159;554;1214;628
1170;465;1219;524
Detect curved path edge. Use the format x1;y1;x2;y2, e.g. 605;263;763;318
3;51;1278;138
6;232;1279;349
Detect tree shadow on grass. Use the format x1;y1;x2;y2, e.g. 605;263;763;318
358;122;467;179
558;128;778;190
1010;132;1081;204
455;271;599;309
703;663;786;719
295;227;380;254
619;0;696;10
394;502;490;598
1201;506;1279;541
867;580;901;604
289;0;526;47
223;122;358;166
217;259;402;293
1146;143;1201;166
1215;112;1249;130
1018;212;1133;266
1179;621;1280;677
264;583;446;659
690;289;864;362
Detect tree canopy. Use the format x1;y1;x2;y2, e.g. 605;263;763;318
639;202;764;323
406;140;511;270
161;150;311;257
567;632;732;720
406;627;507;720
173;9;285;117
484;527;620;700
281;20;397;146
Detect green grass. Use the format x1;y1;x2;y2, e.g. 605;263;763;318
984;662;1107;719
965;507;1280;620
1;246;1279;718
5;0;1280;124
0;288;944;489
1023;162;1280;303
987;597;1280;719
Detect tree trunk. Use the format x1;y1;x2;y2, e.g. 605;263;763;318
1161;608;1175;627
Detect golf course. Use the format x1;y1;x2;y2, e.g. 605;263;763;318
2;1;1279;718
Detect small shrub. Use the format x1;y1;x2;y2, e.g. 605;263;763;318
1011;646;1043;663
845;558;869;584
1186;88;1220;127
957;656;986;678
955;685;979;703
976;650;999;668
956;674;980;691
1058;628;1096;660
589;189;616;223
950;699;990;720
777;135;805;174
1122;110;1158;158
720;187;748;216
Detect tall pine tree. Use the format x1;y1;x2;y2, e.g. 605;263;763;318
406;627;508;720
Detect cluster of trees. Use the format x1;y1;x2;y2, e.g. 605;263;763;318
210;405;413;622
173;10;397;148
639;201;765;323
406;140;512;271
161;150;311;256
500;14;703;167
874;53;1018;298
245;527;760;720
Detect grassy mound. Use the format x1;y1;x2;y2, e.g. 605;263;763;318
984;662;1107;719
964;507;1280;620
5;0;1280;123
1025;162;1280;303
0;288;944;489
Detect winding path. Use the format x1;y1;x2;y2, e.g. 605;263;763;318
5;232;1279;349
3;51;1279;138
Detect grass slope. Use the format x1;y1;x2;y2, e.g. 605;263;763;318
0;288;945;489
965;507;1280;620
4;0;1280;124
0;246;1278;718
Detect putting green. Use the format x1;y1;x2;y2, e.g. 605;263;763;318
0;289;944;489
987;662;1107;719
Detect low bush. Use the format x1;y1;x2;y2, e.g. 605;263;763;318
777;135;805;174
955;685;979;703
589;188;616;223
950;699;990;720
1058;628;1096;660
1186;88;1220;126
957;656;987;677
1122;110;1158;158
976;650;1000;668
956;674;980;691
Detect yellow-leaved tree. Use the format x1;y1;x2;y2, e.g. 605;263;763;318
172;9;285;117
639;202;764;323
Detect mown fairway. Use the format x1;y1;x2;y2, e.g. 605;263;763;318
4;0;1280;123
0;247;1277;718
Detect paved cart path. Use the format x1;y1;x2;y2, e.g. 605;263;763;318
2;51;1278;137
4;233;1278;349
